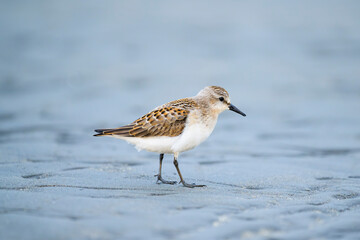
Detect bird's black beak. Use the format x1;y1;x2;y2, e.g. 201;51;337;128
229;104;246;116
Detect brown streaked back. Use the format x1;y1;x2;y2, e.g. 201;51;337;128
94;106;190;138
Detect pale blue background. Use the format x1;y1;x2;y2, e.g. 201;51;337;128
1;1;360;239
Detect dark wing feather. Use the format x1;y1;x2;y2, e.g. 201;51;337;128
94;107;189;137
93;125;134;137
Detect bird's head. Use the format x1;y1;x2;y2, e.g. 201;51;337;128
197;86;246;116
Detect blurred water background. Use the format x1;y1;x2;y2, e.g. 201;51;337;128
1;1;360;239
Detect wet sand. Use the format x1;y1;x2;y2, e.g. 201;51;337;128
1;1;360;239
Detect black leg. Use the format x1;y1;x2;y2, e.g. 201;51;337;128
154;153;176;185
173;156;206;188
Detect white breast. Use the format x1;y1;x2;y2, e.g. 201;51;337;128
171;123;215;153
171;112;218;153
113;135;180;154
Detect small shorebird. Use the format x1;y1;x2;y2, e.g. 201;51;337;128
94;86;246;188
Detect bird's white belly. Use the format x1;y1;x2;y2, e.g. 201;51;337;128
112;122;216;154
171;123;214;153
113;135;180;154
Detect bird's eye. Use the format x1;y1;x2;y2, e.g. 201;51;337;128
219;97;224;102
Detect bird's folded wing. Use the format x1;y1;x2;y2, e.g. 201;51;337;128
94;107;189;137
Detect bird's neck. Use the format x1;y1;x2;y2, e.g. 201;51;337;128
193;98;219;128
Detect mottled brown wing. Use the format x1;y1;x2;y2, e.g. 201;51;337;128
94;107;189;137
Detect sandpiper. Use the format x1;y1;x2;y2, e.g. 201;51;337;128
94;86;246;188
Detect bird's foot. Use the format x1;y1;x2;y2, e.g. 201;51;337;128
179;180;206;188
154;174;177;185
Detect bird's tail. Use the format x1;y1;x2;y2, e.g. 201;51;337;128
93;129;110;136
93;125;134;137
